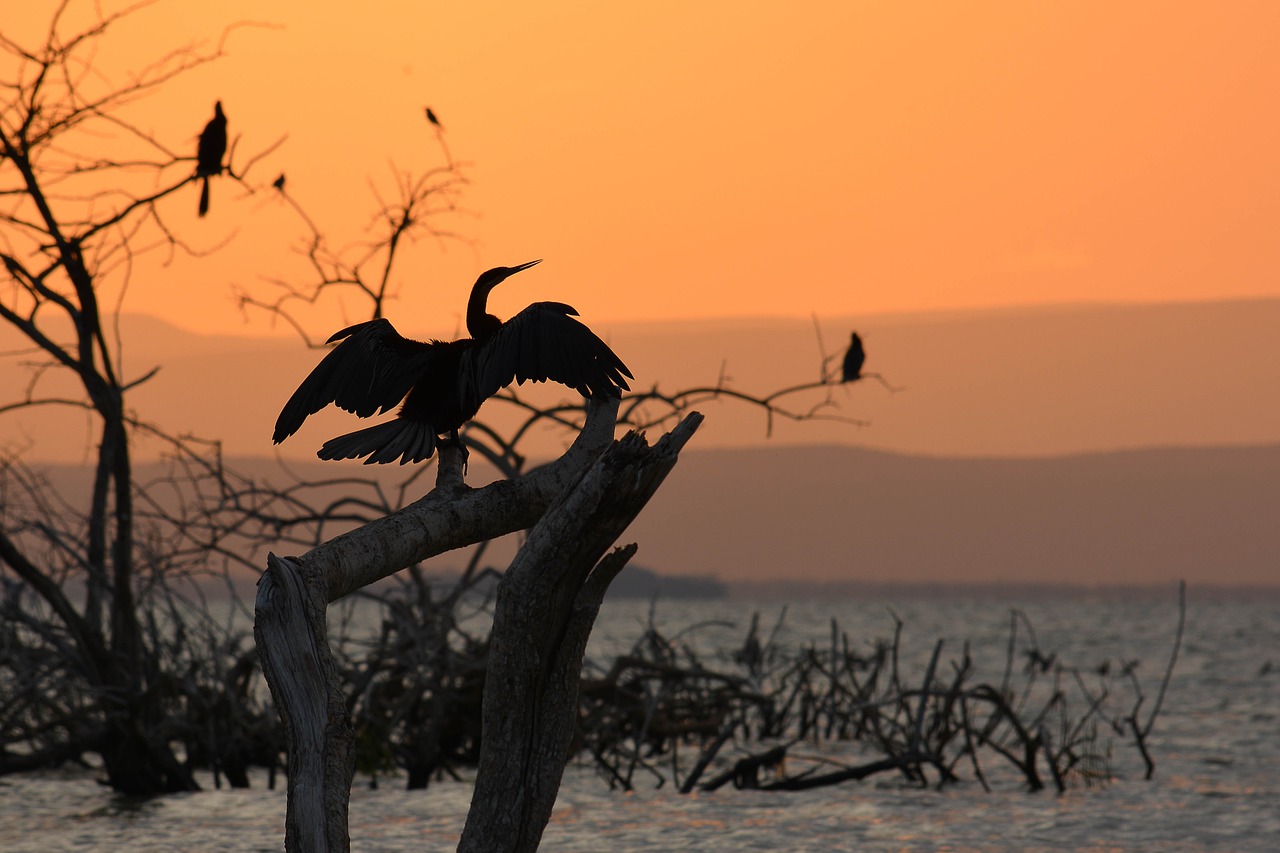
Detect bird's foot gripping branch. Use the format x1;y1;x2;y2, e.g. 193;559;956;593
255;398;702;852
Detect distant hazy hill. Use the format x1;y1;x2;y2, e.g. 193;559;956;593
620;443;1280;588
21;442;1279;590
3;299;1278;462
604;565;727;600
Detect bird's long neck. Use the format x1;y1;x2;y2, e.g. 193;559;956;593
466;280;501;339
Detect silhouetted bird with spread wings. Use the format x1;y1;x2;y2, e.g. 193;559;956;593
196;101;227;217
273;260;632;464
841;331;866;382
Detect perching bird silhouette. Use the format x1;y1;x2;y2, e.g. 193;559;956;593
273;260;633;465
839;330;903;392
841;331;866;382
425;106;443;129
196;101;227;217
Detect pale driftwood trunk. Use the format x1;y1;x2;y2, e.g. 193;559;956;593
254;398;702;851
253;552;353;852
458;418;702;852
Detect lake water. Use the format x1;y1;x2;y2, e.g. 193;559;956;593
3;591;1277;851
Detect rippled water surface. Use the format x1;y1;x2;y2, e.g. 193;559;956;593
3;593;1277;851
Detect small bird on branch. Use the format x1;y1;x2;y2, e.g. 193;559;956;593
841;330;902;392
196;101;227;217
841;331;866;383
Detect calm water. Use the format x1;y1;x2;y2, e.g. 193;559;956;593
3;592;1277;851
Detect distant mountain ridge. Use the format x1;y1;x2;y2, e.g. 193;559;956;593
21;440;1279;589
621;442;1280;588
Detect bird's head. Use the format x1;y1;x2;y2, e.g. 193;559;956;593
475;259;541;292
467;260;542;338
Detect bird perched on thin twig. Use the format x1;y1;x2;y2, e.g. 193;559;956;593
271;173;285;192
273;260;633;464
196;101;227;217
841;331;866;382
840;330;903;392
425;106;443;129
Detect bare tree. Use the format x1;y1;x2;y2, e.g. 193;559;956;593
0;3;279;794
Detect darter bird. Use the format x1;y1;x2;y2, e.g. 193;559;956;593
273;260;632;464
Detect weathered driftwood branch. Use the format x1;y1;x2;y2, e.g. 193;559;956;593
457;413;702;853
255;398;702;852
299;396;622;603
573;594;1182;798
758;750;942;791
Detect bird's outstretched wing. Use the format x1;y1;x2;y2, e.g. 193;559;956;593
458;302;632;408
273;318;438;443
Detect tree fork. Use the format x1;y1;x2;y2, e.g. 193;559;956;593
255;398;701;851
459;414;702;853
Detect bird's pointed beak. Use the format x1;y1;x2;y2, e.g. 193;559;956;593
510;259;542;275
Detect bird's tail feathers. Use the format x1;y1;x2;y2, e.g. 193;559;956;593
318;419;438;465
198;177;211;217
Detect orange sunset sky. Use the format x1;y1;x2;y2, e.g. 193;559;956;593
7;1;1280;338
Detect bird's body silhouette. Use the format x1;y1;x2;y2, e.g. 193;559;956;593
196;101;227;217
841;331;866;382
273;260;632;464
425;106;443;129
272;173;286;191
